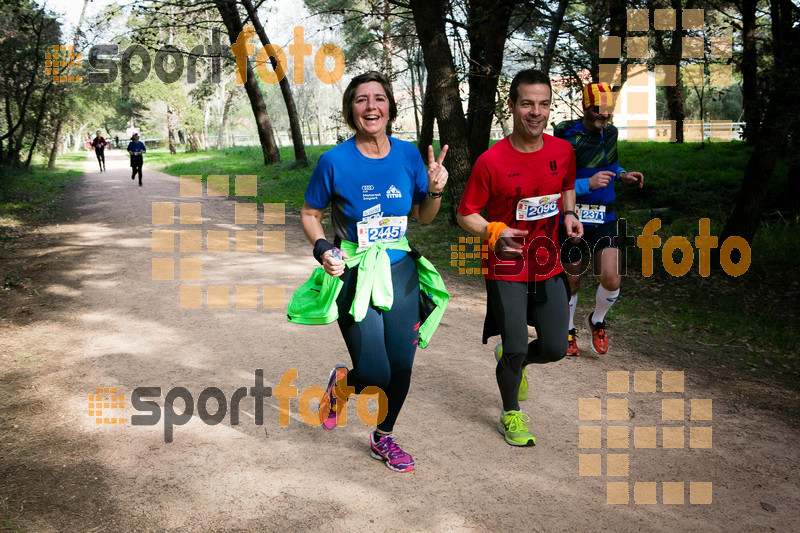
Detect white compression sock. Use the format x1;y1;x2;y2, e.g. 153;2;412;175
568;293;578;330
593;285;620;324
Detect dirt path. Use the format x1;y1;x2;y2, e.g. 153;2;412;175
1;151;798;532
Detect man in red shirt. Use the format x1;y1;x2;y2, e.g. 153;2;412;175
457;69;583;446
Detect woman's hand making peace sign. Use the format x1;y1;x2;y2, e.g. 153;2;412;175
426;144;449;196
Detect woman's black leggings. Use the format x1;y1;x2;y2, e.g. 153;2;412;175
336;254;419;433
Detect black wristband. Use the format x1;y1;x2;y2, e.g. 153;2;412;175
427;189;444;199
313;238;335;265
563;210;578;220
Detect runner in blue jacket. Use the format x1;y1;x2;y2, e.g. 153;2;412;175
554;83;644;356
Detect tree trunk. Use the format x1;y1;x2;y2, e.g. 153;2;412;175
410;0;472;218
721;0;799;242
542;0;569;75
25;84;52;167
410;0;471;220
214;0;280;165
650;0;689;143
788;123;800;216
203;101;211;150
217;88;227;150
496;106;509;137
218;111;226;150
47;118;64;170
466;0;514;164
241;0;306;164
167;104;177;155
409;53;421;139
381;0;393;82
740;0;759;143
596;0;627;85
188;132;201;152
418;73;435;161
720;97;788;243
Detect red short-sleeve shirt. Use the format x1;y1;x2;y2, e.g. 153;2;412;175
458;135;576;282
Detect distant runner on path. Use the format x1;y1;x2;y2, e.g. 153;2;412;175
127;133;146;186
91;130;108;173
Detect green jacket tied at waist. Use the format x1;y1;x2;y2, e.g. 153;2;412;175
287;237;449;349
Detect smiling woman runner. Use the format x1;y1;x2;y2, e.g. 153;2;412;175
288;71;449;473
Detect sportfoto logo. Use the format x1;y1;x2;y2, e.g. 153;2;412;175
86;26;344;86
232;26;344;85
90;369;387;443
450;218;751;278
46;45;82;83
86;29;225;85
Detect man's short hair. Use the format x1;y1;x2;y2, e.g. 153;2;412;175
509;69;552;103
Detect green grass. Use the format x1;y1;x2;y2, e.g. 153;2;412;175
1;154;85;229
148;145;332;211
1;156;84;297
590;141;798;374
615;141;790;221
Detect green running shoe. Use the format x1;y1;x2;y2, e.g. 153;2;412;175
498;410;536;446
494;343;529;401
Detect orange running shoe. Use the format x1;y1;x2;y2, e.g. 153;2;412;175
587;314;609;355
567;328;580;356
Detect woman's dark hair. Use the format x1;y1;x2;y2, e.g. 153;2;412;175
342;71;397;130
